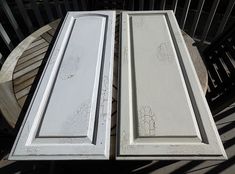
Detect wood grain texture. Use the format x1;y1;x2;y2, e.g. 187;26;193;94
0;23;53;128
117;11;226;160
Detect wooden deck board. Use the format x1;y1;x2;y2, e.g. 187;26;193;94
41;32;53;43
15;53;45;72
27;39;46;50
14;76;36;93
20;42;49;58
13;60;43;79
13;68;39;86
15;85;31;100
18;46;48;65
47;28;56;36
18;95;27;108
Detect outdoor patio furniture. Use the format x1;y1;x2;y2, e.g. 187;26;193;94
0;0;234;173
203;22;235;115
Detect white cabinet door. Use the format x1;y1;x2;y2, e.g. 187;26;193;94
117;11;227;160
9;11;115;160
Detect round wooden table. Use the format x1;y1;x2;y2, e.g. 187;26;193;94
0;18;208;138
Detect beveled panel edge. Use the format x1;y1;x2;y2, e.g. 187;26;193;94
9;11;116;160
127;12;202;143
117;10;227;160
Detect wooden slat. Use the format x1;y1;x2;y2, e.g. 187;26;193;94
13;60;43;79
190;0;205;37
47;28;56;36
18;46;48;65
15;0;34;33
112;85;117;100
149;0;155;10
48;19;60;30
207;72;216;92
222;52;235;76
214;55;230;82
0;23;14;51
216;0;235;36
41;32;53;43
15;85;32;100
14;68;40;85
180;0;191;29
207;62;223;88
0;0;24;40
201;0;220;42
27;39;46;50
43;0;54;21
18;95;28;107
31;0;45;26
33;36;43;42
15;53;45;72
14;76;36;93
20;42;48;58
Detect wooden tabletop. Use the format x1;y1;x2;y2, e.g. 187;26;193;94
1;18;208;131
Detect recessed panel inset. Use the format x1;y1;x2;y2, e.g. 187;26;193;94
130;14;200;139
117;11;227;160
39;16;105;139
9;11;116;160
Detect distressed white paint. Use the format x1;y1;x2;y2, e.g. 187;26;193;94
9;11;115;160
117;11;227;160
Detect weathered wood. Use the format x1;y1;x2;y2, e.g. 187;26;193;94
15;53;45;72
182;31;208;93
0;22;53;128
18;95;27;107
13;60;43;79
41;32;53;43
21;42;48;58
18;46;48;65
14;68;40;86
14;76;36;93
26;39;46;50
15;85;31;100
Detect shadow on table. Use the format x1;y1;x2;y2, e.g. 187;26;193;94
1;104;235;174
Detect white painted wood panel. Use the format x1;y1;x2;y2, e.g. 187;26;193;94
117;11;227;160
9;11;115;160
